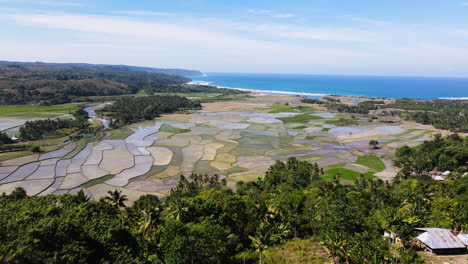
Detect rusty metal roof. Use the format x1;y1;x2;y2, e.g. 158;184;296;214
415;228;467;249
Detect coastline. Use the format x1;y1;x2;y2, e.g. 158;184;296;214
187;81;329;97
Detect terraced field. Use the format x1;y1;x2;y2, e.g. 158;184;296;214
0;95;438;202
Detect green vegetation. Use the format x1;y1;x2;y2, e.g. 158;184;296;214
0;104;78;118
326;100;381;114
146;84;247;96
19;107;90;140
98;95;201;127
356;155;385;171
405;109;468;132
269;103;296;113
0;149;34;162
323;97;341;103
0;62;245;105
0;132;13;145
324;98;468;132
325;117;359;126
29;145;41;153
160;124;191;134
80;174;114;188
261;238;329;263
278;114;322;124
105;128;134;140
293;125;307;129
3;154;466;263
0;144;29;153
0;63;190;105
394;134;468;176
300;98;325;105
323;168;374;180
268;104;315;114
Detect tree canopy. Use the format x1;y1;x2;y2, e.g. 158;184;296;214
1;153;466;263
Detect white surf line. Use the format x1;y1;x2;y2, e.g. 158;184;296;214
438;97;468;100
187;81;329;97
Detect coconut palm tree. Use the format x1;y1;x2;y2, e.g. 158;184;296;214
104;189;128;210
138;208;161;240
249;221;290;264
165;198;188;221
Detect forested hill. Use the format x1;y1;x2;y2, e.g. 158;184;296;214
0;62;202;105
0;61;203;77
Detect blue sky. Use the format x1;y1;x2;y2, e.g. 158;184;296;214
1;0;468;76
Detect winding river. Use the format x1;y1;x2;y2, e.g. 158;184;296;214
84;104;111;129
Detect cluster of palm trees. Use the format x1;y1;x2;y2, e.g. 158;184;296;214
100;95;202;127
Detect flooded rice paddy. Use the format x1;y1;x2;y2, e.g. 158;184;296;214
0;99;437;202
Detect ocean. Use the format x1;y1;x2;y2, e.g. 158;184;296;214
191;73;468;100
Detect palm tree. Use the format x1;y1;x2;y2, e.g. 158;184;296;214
249;221;290;264
104;189;128;210
138;208;160;240
165;198;188;221
322;232;349;264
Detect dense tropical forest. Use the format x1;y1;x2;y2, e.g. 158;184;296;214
319;98;468;132
1;135;466;264
393;133;467;177
325;100;384;115
0;62;243;105
98;95;202;127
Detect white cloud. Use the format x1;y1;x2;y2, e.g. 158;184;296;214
2;12;468;76
9;13;374;43
461;2;468;6
208;20;376;42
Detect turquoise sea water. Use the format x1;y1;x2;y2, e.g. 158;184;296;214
192;73;468;100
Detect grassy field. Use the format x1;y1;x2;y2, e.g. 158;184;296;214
293;125;308;129
81;174;114;188
0;104;78;118
0;150;35;162
261;238;329;264
278;114;322;124
355;155;385;171
325;118;359;126
268;104;316;114
160;124;191;134
323;168;375;180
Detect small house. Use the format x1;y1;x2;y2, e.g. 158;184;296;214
441;171;451;176
432;175;445;181
415;228;467;254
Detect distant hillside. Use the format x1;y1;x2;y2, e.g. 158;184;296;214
0;61;247;105
0;62;196;105
0;61;203;77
